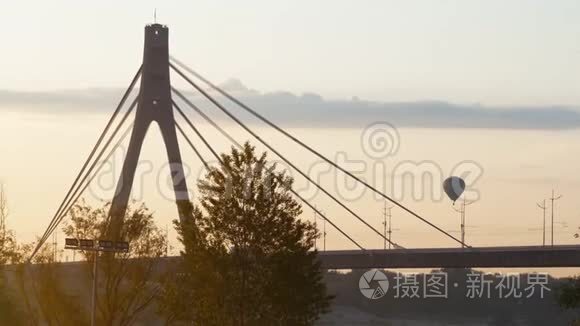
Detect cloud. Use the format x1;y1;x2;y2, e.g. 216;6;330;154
495;176;580;187
217;78;251;93
1;83;580;129
0;88;126;114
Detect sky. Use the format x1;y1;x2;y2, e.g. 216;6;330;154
2;0;580;106
1;1;580;276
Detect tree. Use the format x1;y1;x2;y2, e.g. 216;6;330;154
15;241;87;326
0;184;78;325
557;276;580;325
0;183;17;264
0;184;27;325
160;142;332;325
62;201;167;326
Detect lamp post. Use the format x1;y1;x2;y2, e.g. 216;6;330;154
311;207;329;251
537;200;547;246
313;207;317;250
383;203;394;250
452;198;475;249
65;238;129;326
549;190;562;246
320;210;327;252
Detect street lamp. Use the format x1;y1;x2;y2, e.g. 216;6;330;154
452;198;475;249
312;207;327;251
549;190;562;246
536;200;547;246
318;210;327;252
65;238;129;326
382;202;394;250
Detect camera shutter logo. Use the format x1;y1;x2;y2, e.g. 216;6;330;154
359;269;390;299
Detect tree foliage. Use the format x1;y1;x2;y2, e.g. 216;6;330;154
160;143;332;325
0;184;27;325
62;201;167;326
0;184;80;325
558;276;580;309
0;183;18;264
557;276;580;325
15;242;87;326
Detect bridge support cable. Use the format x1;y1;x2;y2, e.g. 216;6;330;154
52;67;141;226
31;97;139;260
31;124;135;260
170;58;468;248
172;100;222;163
175;121;210;170
172;87;241;148
171;68;401;250
172;102;367;250
31;68;141;257
35;98;138;251
45;122;135;241
44;98;137;233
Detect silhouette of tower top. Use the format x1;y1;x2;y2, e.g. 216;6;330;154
145;23;167;35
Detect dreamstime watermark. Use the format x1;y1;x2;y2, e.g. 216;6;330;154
358;269;551;300
286;122;483;202
86;122;483;204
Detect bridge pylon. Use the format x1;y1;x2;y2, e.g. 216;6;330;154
108;24;190;239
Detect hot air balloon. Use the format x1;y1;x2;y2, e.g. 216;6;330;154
443;176;465;204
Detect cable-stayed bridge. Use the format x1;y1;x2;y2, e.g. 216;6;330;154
29;23;580;269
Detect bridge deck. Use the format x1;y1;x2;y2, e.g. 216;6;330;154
318;245;580;269
9;245;580;271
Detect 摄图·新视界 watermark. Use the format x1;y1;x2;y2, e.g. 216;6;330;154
359;270;551;300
